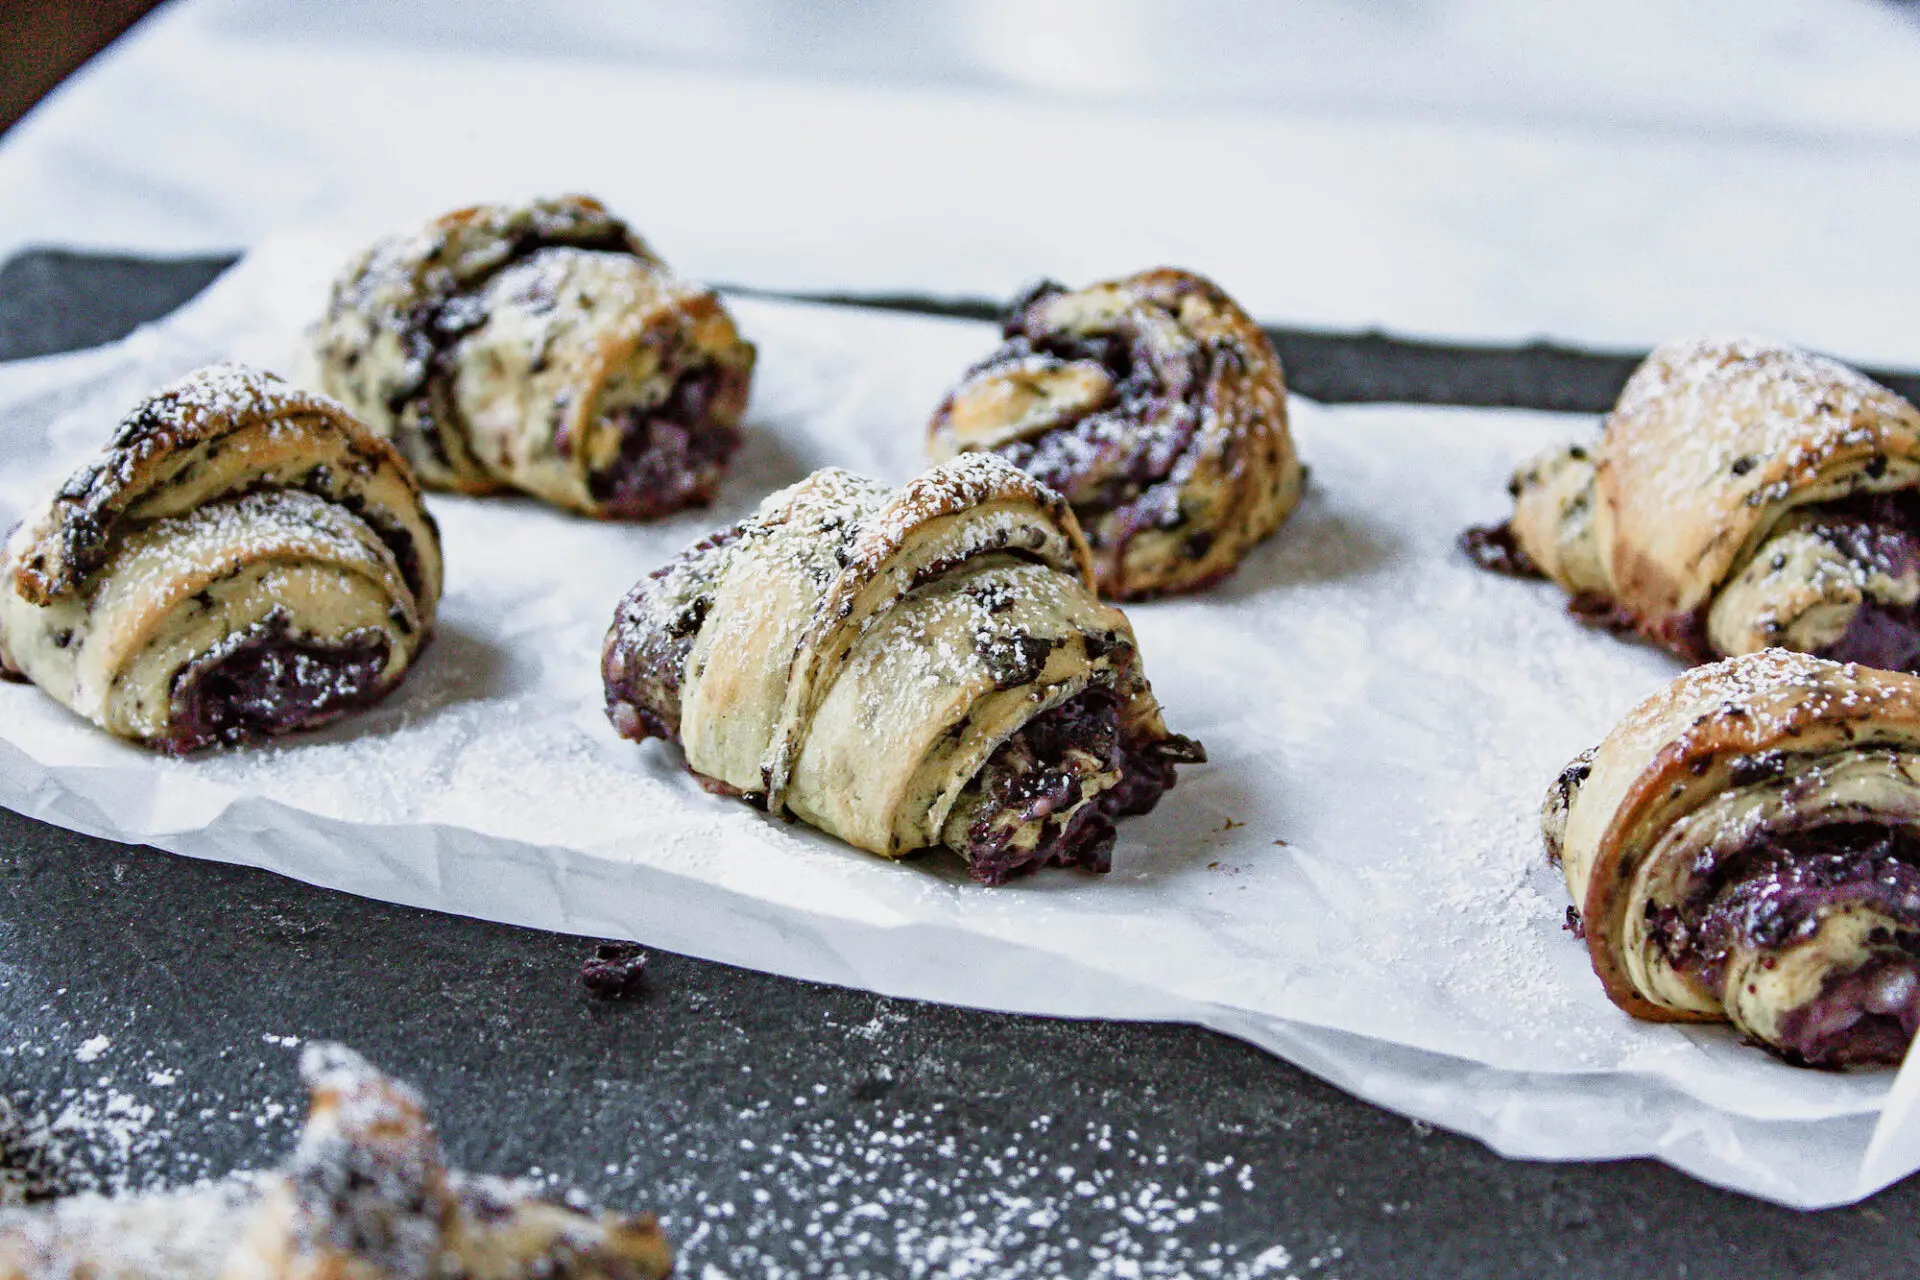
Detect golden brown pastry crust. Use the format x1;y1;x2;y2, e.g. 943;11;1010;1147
1553;649;1920;1064
1500;337;1920;661
603;454;1203;884
927;269;1302;600
313;193;755;520
0;364;441;754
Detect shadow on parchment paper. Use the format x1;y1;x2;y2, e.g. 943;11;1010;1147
283;619;517;749
716;414;830;512
1206;484;1402;601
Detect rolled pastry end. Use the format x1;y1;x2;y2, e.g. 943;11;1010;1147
937;684;1205;886
1552;649;1920;1067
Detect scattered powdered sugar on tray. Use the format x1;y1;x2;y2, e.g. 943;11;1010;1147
0;237;1912;1207
1;1028;311;1202
651;1103;1337;1279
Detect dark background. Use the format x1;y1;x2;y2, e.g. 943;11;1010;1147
6;10;1920;1277
0;0;163;135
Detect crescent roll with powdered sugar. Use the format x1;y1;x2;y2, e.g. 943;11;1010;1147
1468;337;1920;670
313;193;755;520
602;454;1204;885
0;364;442;754
1549;649;1920;1067
928;270;1302;600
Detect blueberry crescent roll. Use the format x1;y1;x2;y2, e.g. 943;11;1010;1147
0;1045;673;1280
313;193;756;520
1548;649;1920;1067
1472;337;1920;668
927;269;1303;600
0;364;442;755
602;454;1205;885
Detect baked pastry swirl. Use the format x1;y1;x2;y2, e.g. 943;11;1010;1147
313;193;756;520
0;363;442;755
926;270;1303;600
0;1045;673;1279
1470;337;1920;668
1548;648;1920;1067
602;454;1204;884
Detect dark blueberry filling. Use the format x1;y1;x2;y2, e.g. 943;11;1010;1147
1458;521;1540;578
164;615;392;755
1652;822;1920;1067
1823;606;1920;673
602;524;746;744
980;285;1207;560
1774;955;1920;1068
1798;491;1920;673
952;688;1202;887
586;364;748;520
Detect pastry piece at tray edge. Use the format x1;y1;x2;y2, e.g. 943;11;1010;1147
1467;335;1920;673
1549;647;1920;1068
0;1042;672;1279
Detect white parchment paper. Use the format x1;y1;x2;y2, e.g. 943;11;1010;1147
2;239;1914;1208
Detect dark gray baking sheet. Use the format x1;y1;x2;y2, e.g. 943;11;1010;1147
2;249;1917;1278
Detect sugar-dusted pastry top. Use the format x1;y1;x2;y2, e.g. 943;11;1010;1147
0;1045;673;1280
1549;648;1920;1066
1471;336;1920;670
928;269;1302;600
313;193;756;520
0;363;442;754
603;453;1203;884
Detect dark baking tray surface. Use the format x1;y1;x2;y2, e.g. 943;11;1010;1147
2;249;1917;1278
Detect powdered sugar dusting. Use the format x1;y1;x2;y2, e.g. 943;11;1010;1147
117;361;351;445
650;1095;1337;1278
1607;648;1910;764
1606;335;1919;531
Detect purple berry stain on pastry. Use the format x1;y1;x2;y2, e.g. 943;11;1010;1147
1651;821;1920;1068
